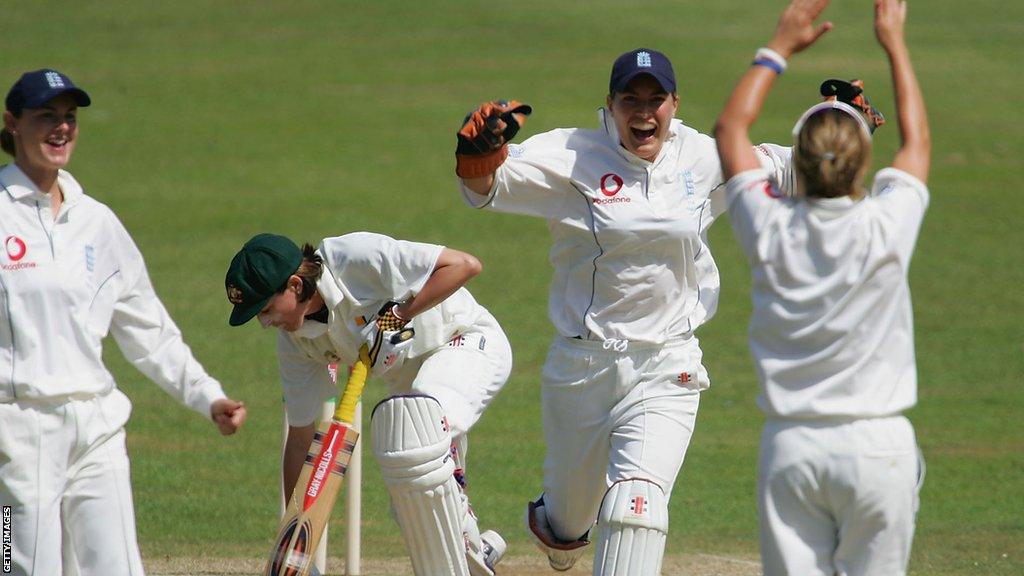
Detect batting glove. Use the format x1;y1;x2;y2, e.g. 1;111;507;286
360;302;415;376
456;100;532;179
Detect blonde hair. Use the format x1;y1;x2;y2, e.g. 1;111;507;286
793;109;870;199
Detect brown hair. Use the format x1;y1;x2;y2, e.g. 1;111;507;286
2;106;20;157
1;128;15;157
0;114;15;155
793;109;870;199
294;243;323;302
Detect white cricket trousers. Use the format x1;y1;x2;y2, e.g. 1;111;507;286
539;335;705;541
758;415;925;576
387;311;512;457
0;389;145;576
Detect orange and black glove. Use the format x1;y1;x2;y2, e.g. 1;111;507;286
820;79;885;132
455;100;532;179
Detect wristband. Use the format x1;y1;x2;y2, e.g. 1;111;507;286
391;304;409;323
753;47;788;74
752;59;785;75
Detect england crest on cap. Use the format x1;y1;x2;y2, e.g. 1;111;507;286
609;48;676;94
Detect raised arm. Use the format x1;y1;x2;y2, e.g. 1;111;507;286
876;0;930;183
456;100;532;195
714;0;833;180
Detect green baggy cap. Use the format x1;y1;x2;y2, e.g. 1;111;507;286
225;233;302;326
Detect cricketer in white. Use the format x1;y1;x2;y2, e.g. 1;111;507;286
0;69;246;576
714;0;930;573
456;48;790;575
225;231;510;576
728;166;926;419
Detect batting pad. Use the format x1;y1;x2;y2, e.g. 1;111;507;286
371;395;470;576
593;478;669;576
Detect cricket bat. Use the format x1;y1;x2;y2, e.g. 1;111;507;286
264;349;370;576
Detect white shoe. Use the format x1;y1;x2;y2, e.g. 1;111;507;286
468;528;506;575
481;529;507;570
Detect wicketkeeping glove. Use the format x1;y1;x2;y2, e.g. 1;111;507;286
456;100;532;179
820;79;885;132
360;302;415;376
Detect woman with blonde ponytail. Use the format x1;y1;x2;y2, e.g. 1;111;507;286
713;0;930;574
792;106;872;198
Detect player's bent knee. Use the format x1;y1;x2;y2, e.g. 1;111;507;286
524;495;590;572
371;394;470;576
372;394;453;484
593;478;669;576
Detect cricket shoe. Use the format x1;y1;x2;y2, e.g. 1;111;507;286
482;530;507;572
468;528;506;575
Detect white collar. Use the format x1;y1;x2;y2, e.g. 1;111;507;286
292;317;328;339
808;195;861;210
290;268;346;340
0;163;84;206
315;257;346;309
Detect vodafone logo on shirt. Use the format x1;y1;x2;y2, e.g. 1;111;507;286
600;173;623;196
5;236;26;261
594;173;630;205
2;236;36;271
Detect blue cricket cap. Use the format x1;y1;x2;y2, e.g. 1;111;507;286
609;48;676;94
5;69;91;115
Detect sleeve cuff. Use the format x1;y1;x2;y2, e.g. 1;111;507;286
189;378;228;419
458;177;498;209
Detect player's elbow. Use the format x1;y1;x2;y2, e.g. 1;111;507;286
461;253;483;279
712;119;728;140
713;117;743;142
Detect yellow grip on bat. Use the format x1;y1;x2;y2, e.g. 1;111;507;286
335;345;371;424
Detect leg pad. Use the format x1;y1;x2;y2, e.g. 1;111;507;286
593;478;669;576
372;395;469;576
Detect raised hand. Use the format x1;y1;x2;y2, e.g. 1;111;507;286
456;100;532;179
767;0;834;58
875;0;908;52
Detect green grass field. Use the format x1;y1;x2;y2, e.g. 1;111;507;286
6;1;1022;574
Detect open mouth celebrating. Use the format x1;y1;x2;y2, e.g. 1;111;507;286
631;126;657;141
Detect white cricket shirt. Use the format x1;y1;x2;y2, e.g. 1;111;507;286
277;232;486;425
726;167;929;419
460;109;788;344
0;164;227;415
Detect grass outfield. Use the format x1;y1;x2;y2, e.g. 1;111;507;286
6;1;1022;574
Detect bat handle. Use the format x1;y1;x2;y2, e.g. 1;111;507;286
335;347;370;424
